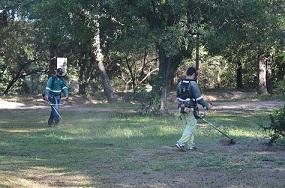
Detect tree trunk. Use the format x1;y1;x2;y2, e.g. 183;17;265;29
195;34;200;83
98;61;117;103
78;59;86;95
48;44;57;77
3;66;24;95
158;48;173;113
266;54;273;94
92;17;117;103
78;79;87;95
236;61;243;90
0;9;8;27
125;57;136;91
257;53;267;95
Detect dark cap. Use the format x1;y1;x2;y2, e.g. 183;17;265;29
57;68;64;74
186;67;197;76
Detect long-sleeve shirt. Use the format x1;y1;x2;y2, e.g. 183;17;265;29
176;79;208;108
45;75;68;98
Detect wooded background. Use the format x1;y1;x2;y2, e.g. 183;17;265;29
0;0;284;111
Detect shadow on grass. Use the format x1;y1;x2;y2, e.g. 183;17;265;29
1;108;284;187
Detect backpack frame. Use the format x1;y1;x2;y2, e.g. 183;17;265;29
178;79;192;100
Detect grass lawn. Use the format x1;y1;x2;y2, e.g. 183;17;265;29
0;100;285;188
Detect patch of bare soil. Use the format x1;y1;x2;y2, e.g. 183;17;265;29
101;122;285;188
0;92;284;112
105;142;285;188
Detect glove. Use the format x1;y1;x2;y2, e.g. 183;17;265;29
206;103;213;110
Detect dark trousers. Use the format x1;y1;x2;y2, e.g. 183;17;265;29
48;96;61;125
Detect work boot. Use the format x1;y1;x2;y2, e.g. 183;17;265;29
47;120;52;127
175;143;186;152
188;146;197;150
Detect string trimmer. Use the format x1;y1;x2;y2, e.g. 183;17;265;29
46;98;67;126
198;110;236;145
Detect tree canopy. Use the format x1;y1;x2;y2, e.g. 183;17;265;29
0;0;284;109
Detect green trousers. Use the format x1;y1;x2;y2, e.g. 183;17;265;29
177;110;197;147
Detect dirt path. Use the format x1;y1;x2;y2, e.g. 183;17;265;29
0;96;284;112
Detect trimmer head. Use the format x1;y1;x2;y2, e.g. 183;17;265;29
219;138;236;145
201;118;236;146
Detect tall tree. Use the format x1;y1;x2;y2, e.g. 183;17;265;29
0;1;47;95
29;0;118;100
101;0;201;112
92;14;117;103
203;0;283;92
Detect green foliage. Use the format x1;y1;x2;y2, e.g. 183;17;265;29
274;80;285;93
260;105;285;145
260;78;285;145
0;0;284;98
278;52;285;63
133;86;161;115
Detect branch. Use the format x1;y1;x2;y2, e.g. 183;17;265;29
136;68;159;88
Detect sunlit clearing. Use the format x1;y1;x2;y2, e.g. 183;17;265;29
0;129;32;133
232;129;267;138
115;116;155;123
104;125;176;138
44;133;73;140
157;126;177;135
3;166;93;188
107;127;143;138
76;118;99;123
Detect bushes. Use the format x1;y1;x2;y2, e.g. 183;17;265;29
260;105;285;145
133;86;161;115
259;77;285;145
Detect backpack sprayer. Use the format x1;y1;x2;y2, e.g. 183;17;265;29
178;99;236;145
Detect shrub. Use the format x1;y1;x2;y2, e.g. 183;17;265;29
260;105;285;145
133;86;161;115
